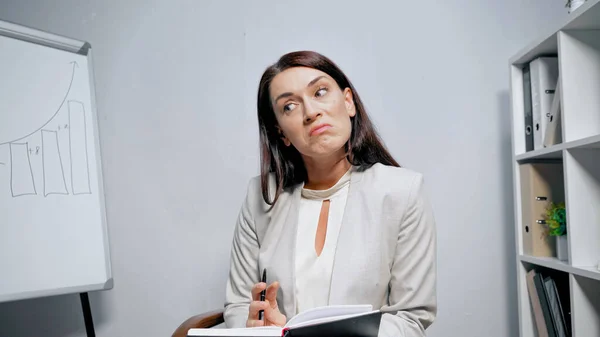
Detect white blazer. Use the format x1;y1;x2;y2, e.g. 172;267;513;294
223;163;437;337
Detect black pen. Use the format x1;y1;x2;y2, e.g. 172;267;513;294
258;268;266;321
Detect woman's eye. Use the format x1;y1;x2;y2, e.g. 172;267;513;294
283;103;296;112
316;87;328;97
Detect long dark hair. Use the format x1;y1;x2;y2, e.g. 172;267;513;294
257;50;399;205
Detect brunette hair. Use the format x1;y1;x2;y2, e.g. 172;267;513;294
257;50;399;205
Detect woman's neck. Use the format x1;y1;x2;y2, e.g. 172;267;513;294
303;154;351;190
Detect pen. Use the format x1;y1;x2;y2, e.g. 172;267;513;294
258;268;266;321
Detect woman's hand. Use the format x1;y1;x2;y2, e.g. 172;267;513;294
246;281;287;328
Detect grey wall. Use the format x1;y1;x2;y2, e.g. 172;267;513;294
0;1;566;336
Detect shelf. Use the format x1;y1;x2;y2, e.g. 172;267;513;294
515;134;600;161
511;33;559;67
520;255;600;281
510;3;600;336
559;30;600;142
564;148;600;267
566;133;600;149
515;144;563;161
571;275;600;337
520;255;571;273
510;0;600;65
517;260;572;337
573;266;600;282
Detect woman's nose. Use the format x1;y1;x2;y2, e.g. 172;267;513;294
303;100;322;122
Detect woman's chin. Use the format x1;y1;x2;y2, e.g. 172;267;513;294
301;144;347;161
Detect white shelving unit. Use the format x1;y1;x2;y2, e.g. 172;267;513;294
509;1;600;336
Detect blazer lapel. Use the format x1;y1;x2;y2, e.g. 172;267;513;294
268;184;302;319
328;167;365;305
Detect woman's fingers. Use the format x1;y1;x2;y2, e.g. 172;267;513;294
252;281;279;305
251;282;266;301
263;300;287;327
249;299;269;318
246;299;286;328
265;281;280;308
246;319;265;328
246;279;285;328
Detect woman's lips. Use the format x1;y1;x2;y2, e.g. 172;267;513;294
310;124;331;136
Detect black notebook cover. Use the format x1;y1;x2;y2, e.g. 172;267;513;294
282;311;382;337
534;272;557;337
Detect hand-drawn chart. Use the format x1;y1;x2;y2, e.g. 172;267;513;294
9;143;37;197
1;22;112;306
69;101;92;195
0;61;92;198
41;130;68;196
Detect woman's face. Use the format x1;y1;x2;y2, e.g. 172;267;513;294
269;67;355;160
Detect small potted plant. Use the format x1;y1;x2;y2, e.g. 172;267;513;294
566;0;586;13
545;202;568;261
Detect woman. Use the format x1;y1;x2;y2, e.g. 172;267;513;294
223;51;437;337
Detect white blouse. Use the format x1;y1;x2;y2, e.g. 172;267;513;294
294;167;352;314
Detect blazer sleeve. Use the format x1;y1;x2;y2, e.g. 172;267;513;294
379;173;437;337
223;180;260;328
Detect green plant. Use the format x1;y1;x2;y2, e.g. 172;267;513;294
545;202;567;236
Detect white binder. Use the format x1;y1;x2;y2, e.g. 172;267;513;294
544;77;562;147
530;57;559;150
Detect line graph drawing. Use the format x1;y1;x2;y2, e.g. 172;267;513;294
0;61;78;146
9;143;37;197
68;100;91;195
42;130;68;196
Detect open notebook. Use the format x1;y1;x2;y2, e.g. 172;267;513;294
187;304;382;337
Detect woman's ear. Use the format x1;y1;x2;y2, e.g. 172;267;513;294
276;126;291;146
344;88;356;117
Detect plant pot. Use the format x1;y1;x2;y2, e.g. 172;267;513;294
568;0;586;13
556;235;568;261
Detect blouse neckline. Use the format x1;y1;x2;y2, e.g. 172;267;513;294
301;166;353;200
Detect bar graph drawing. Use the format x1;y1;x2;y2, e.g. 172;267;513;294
42;130;68;196
9;143;37;197
2;61;93;198
68;101;91;195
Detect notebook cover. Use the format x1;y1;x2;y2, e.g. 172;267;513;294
544;276;567;337
534;272;557;337
283;311;382;337
526;270;549;337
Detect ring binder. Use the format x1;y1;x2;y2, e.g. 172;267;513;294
519;163;564;257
